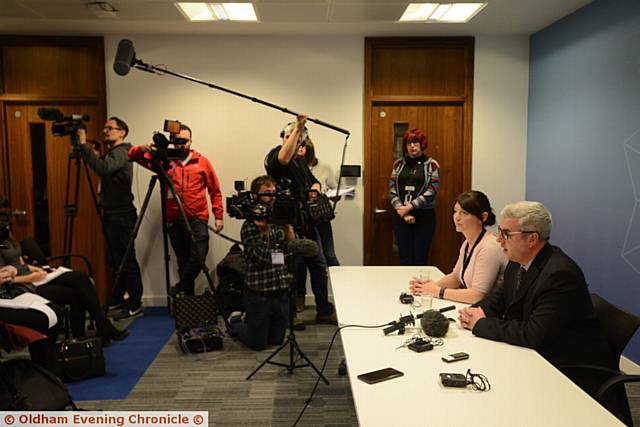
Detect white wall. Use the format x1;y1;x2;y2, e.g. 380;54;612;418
472;36;530;214
105;35;364;305
104;34;528;306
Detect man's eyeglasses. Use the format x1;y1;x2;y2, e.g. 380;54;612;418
497;226;537;240
103;126;121;132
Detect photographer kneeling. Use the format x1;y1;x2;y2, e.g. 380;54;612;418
228;176;295;351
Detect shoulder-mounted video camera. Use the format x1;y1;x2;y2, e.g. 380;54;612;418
37;108;89;144
227;179;300;226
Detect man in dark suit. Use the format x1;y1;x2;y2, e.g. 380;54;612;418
459;201;614;372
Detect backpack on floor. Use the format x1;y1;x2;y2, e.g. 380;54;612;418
0;358;76;410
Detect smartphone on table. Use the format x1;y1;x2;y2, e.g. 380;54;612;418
357;367;404;384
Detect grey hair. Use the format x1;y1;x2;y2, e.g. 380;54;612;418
500;201;552;241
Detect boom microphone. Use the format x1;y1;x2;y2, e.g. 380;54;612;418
113;39;136;76
286;239;319;257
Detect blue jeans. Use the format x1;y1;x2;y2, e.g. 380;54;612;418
294;226;335;316
168;219;210;296
392;210;436;265
104;211;143;308
229;288;289;351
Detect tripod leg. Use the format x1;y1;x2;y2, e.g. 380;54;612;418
63;149;82;262
157;167;217;297
245;339;290;381
160;189;172;311
80;157;116;264
109;176;158;311
290;339;330;385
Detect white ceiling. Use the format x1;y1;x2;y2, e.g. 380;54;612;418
0;0;592;36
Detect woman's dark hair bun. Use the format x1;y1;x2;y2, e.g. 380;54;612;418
456;190;495;227
485;211;496;226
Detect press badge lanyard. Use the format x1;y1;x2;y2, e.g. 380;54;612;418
460;228;486;289
266;227;285;265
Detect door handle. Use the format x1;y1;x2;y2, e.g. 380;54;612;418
12;209;26;216
374;208;387;214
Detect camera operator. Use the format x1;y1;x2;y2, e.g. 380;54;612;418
77;117;144;320
228;175;295;350
129;123;224;296
264;114;337;325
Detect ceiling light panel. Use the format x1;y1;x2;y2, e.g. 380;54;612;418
176;3;214;21
437;3;487;22
399;3;438;22
429;4;451;21
175;3;258;22
221;3;257;21
398;2;488;23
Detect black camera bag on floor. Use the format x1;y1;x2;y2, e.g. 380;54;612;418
0;358;76;410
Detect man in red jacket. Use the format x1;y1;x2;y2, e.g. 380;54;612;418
129;124;224;296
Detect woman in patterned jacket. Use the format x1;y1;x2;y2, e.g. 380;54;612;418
388;128;440;265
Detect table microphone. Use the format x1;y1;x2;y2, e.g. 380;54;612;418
420;310;450;338
383;305;456;335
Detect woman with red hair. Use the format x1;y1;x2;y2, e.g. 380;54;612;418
388;128;440;265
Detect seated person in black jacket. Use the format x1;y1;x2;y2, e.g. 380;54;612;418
228;175;295;351
459;201;615;386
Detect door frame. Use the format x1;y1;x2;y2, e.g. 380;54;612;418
363;37;474;265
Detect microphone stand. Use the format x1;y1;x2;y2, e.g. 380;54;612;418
246;247;329;385
132;59;350;137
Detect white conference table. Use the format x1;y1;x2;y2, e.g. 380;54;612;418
329;266;623;427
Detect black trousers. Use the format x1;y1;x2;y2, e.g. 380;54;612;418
36;271;106;338
104;211;144;308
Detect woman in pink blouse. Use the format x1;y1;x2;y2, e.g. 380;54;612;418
409;191;507;304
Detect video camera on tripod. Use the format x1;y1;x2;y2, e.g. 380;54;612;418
151;119;190;161
37;107;90;144
226;179;299;226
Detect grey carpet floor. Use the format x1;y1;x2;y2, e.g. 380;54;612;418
76;307;640;427
79;308;358;427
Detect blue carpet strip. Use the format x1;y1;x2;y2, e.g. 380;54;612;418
67;307;174;401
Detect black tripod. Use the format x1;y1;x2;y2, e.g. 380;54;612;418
112;153;215;309
246;254;329;384
62;137;115;265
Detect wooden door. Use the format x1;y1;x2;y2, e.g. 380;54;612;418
4;103;109;297
0;36;109;301
369;104;464;270
364;37;474;272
